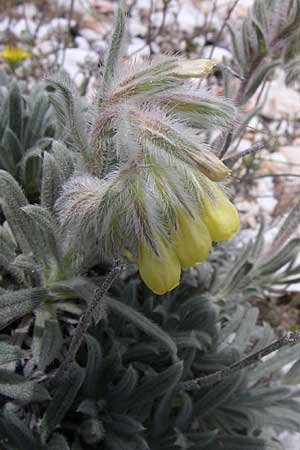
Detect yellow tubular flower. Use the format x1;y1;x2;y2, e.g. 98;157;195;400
172;209;212;270
200;184;240;242
138;236;181;295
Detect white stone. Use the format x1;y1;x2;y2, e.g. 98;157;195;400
12;18;37;36
136;0;152;8
57;48;99;78
129;20;147;37
75;36;90;50
279;432;300;450
263;70;300;119
34;40;55;55
37;18;72;40
177;4;205;32
15;2;38;18
203;46;232;61
256;178;277;214
0;17;9;32
128;37;150;57
80;28;102;42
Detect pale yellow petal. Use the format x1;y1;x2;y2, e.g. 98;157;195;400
201;186;239;241
172;209;212;270
138;237;181;295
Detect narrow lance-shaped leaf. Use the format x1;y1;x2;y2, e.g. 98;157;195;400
21;204;62;263
0;342;22;365
0;169;33;254
24;92;51;149
129;361;183;410
46;74;90;161
9;79;23;140
20;148;42;197
52;141;75;181
38;319;63;372
82;334;103;399
41;365;85;441
0;369;50;402
41;152;63;212
47;433;70;450
0;411;38;450
2;127;23;165
99;0;127;101
108;296;178;359
0;287;49;330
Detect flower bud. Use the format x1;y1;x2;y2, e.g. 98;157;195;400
138;236;181;295
172;209;212;270
172;59;218;78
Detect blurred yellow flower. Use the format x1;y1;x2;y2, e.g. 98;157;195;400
138;236;181;295
0;45;31;64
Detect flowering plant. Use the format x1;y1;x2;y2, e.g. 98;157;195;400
49;2;239;295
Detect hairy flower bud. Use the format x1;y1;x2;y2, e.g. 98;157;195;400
171;59;218;78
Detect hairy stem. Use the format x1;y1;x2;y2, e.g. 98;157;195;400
50;261;123;385
179;331;300;391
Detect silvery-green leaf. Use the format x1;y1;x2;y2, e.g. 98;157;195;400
41;152;63;212
41;365;85;440
0;342;21;366
0;369;50;402
8;80;23;140
0;287;49;330
47;433;70;450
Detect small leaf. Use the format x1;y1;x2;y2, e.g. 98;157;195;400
82;334;103;398
41;152;63;212
0;287;49;330
100;0;127;100
2;127;23;165
38;319;63;372
129;361;183;411
52;141;75;182
0;411;38;450
41;365;85;440
24;92;51;149
110;413;145;435
0;369;50;402
194;371;244;418
47;433;70;450
0;342;22;365
20;148;42;197
9;80;23;140
108;296;178;359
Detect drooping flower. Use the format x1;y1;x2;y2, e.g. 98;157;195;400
0;45;30;64
172;209;212;270
51;1;239;296
138;235;181;295
198;176;240;241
